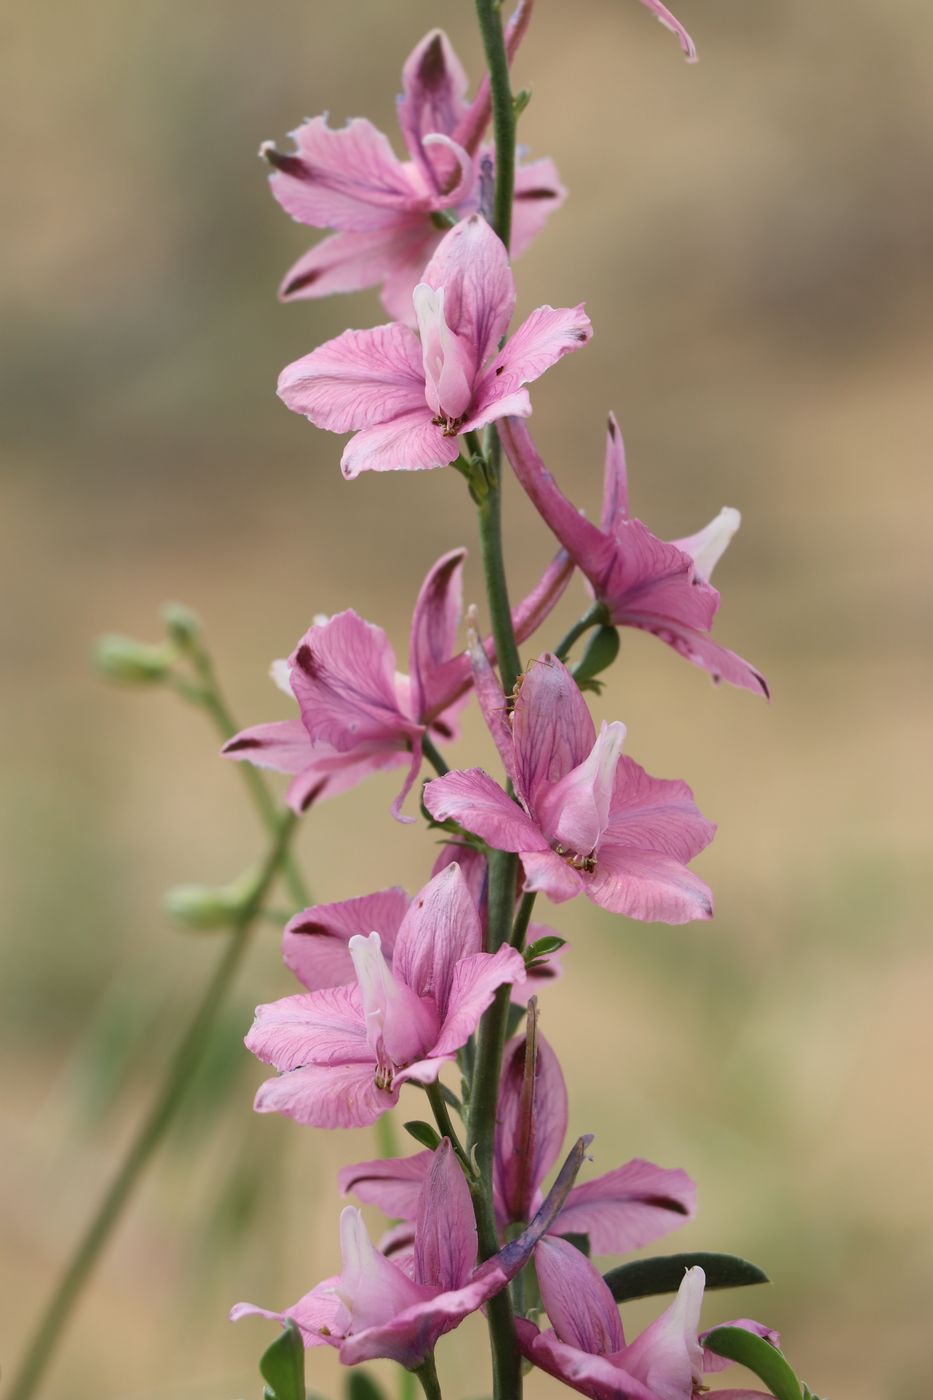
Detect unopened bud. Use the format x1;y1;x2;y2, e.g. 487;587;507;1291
161;602;202;650
163;881;244;930
572;626;620;692
513;87;532;117
94;635;173;685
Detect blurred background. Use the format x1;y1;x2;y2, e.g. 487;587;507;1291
2;0;932;1396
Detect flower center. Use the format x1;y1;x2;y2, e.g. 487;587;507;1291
413;282;474;428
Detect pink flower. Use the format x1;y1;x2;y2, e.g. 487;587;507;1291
277;214;592;477
263;21;565;321
516;1252;779;1400
231;1134;591;1371
244;864;525;1128
424;649;715;923
340;1028;695;1257
222;544;572;819
501;416;768;696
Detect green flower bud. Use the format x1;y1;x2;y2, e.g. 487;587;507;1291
161;602;202;650
163;883;242;930
94;634;173;685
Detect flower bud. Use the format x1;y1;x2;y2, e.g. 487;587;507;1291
161;602;202;650
572;626;620;693
163;882;243;930
94;634;173;685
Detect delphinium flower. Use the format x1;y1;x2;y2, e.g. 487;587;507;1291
277;213;592;477
424;646;715;921
244;864;525;1127
262;17;565;320
500;415;768;695
516;1250;779;1399
223;543;572;817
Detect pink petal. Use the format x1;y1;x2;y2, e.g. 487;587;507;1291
265;116;426;232
420;214;516;372
671;507;741;584
338;1151;432;1220
511;156;568;258
245;986;368;1071
277;322;425;433
615;1265;705;1397
520;849;588;904
413;1139;477;1291
537;721;627;856
601;519;711;626
283;887;411;991
288;612;412;750
535;1235;624;1354
338;1266;507;1369
341;408;459;478
600;411;630;531
620;613;770;697
408;548;466;721
587;843;714;923
278;223;432;303
431;946;527;1057
458;387;533;436
554;1159;696;1255
392;864;484;1015
222;718;311;774
254;1060;396;1129
635;0;698;63
516;1320;659;1400
467;613;517;785
606;756;716;862
337;1207;435;1333
511;652;597;812
230;1277;342;1349
397;30;471;190
423;768;548;853
474;303;592;407
430;840;488;906
496;1031;568;1223
284;743;409;814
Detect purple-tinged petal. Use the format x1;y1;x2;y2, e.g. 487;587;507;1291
389;737;426;824
605;756;716;862
516;1320;659;1400
600;519;709;625
289;612;411;750
392;864;483;1014
635;0;698;63
420;214;515;372
554;1159;696;1255
474;303;592;407
601;411;630;531
254;1060;396;1129
496;1030;568;1223
466;607;517;784
621;613;770;697
337;1207;434;1333
458;387;532;436
511;652;596;812
245;986;368;1071
408;548;466;721
222;718;311;774
341;408;459;478
615;1265;705;1397
431;840;488;905
264;116;426;232
277;323;424;433
338;1151;432;1221
671;506;741;584
537;721;627;855
283;887;411;991
230;1277;342;1349
520;849;587;904
397;30;471;183
701;1320;781;1373
278;224;431;304
432;946;527;1057
423;768;548;853
414;1140;477;1291
511;156;568;258
284;743;409;815
587;843;714;923
338;1265;506;1369
535;1235;624;1354
349;931;440;1067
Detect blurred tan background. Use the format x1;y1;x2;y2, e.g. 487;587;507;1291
2;0;932;1396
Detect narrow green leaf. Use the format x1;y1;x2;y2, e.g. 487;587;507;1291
403;1120;441;1151
524;935;567;962
556;1231;591;1257
437;1082;462;1112
347;1371;388;1400
703;1326;802;1400
259;1320;305;1400
604;1251;769;1302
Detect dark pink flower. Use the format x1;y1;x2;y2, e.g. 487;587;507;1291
517;1251;778;1399
501;416;767;696
244;864;525;1129
222;545;572;819
231;1133;592;1371
277;214;591;477
263;21;565;321
424;650;715;922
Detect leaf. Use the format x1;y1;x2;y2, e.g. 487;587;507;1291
259;1320;305;1400
556;1230;591;1257
348;1372;388;1400
524;935;567;962
403;1120;441;1151
604;1251;769;1302
703;1326;803;1400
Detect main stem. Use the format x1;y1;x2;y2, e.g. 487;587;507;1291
6;812;299;1400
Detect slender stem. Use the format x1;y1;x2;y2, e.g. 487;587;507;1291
6;812;299;1400
421;734;450;777
424;1081;472;1174
476;443;522;698
475;0;516;250
553;602;609;663
511;890;537;950
413;1353;444;1400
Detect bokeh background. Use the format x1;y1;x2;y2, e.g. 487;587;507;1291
3;0;932;1396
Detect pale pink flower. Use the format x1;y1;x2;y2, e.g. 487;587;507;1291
244;864;525;1128
277;214;592;477
501;416;768;696
424;649;715;923
517;1253;778;1399
222;544;572;819
231;1134;591;1371
263;20;565;321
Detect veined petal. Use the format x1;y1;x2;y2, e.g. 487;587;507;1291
535;1235;624;1355
496;1031;568;1224
284;743;409;815
254;1060;396;1129
672;506;741;583
622;613;769;697
230;1277;342;1349
392;864;483;1015
349;932;440;1067
458;387;532;436
511;156;568;258
283;887;411;992
587;844;714;923
635;0;698;63
423;768;548;853
339;1151;432;1220
554;1160;696;1255
511;652;597;812
467;610;517;785
420;214;516;372
338;1266;506;1369
397;30;471;187
287;611;410;754
341;408;459;478
431;946;527;1057
264;116;427;231
337;1207;433;1333
515;1319;659;1400
615;1266;706;1397
601;412;630;531
277;323;424;433
222;718;311;774
520;848;588;904
537;721;627;856
414;1140;477;1292
474;303;592;406
278;224;432;303
606;757;715;862
413;283;475;421
408;548;466;721
245;986;367;1071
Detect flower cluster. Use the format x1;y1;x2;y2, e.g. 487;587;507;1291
226;6;789;1398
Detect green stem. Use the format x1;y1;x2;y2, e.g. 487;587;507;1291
421;734;450;777
5;811;299;1400
554;601;609;663
475;440;522;697
413;1352;444;1400
475;0;516;250
511;890;537;950
424;1081;472;1174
